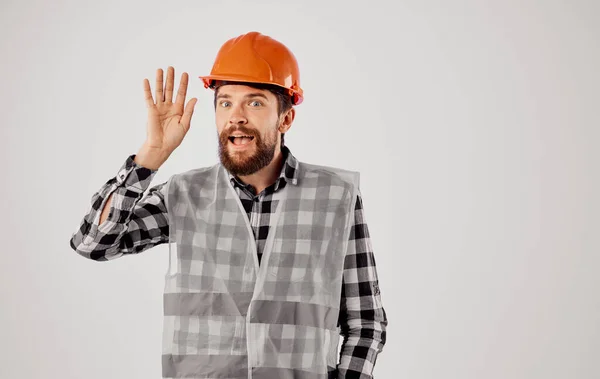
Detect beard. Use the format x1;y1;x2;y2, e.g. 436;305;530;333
218;123;279;176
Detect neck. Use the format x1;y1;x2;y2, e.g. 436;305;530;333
237;145;284;195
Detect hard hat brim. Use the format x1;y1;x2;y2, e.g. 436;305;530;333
199;74;303;105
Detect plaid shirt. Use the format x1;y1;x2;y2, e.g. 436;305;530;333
70;145;387;378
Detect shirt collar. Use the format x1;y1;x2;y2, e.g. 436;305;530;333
227;144;299;190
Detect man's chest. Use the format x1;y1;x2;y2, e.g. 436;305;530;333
235;188;281;262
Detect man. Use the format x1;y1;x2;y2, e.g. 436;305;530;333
70;31;387;379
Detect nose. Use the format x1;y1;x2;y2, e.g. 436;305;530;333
228;104;247;125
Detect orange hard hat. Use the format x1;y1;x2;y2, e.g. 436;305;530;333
199;31;304;105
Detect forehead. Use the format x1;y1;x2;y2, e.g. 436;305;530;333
215;84;274;99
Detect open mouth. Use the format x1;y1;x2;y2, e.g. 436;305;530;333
228;135;255;146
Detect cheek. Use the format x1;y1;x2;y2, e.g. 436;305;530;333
215;108;228;123
250;114;279;131
215;119;226;136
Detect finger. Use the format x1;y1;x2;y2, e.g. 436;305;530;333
143;78;155;108
155;68;164;103
180;98;197;132
164;66;174;103
175;72;189;106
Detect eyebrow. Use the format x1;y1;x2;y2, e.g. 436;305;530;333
216;92;269;101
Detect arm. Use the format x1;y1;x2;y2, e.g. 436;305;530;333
337;190;388;378
69;154;169;261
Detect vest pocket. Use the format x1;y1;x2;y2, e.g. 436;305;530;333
249;322;334;372
173;315;246;355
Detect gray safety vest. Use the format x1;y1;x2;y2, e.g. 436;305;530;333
161;160;359;379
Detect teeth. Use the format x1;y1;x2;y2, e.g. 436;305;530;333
231;136;253;146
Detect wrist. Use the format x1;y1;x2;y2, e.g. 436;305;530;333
134;144;169;170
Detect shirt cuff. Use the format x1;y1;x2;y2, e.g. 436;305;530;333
115;154;158;193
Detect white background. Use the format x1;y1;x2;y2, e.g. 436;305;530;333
1;0;598;378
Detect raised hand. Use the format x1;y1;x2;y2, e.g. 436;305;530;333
139;66;197;168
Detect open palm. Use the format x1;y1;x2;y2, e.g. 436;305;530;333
143;66;197;154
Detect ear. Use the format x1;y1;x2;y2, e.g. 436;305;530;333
278;108;296;133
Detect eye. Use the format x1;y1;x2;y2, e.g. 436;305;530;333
249;100;263;107
219;101;231;107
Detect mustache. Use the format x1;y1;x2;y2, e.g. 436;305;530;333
223;126;258;137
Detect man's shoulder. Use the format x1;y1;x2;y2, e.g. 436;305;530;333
169;163;221;185
298;160;360;188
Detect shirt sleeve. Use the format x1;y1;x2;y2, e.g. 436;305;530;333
336;190;388;378
69;154;170;261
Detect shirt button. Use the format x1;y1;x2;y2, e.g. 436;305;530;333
117;170;126;183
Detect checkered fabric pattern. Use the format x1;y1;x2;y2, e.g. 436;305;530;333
70;145;387;378
162;157;359;377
